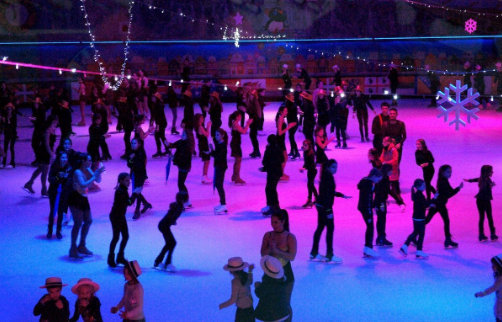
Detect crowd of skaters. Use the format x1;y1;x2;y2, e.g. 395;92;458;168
0;64;500;320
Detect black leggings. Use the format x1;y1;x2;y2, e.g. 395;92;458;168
123;130;132;154
154;126;167;153
178;169;189;200
109;218;129;256
265;172;281;208
307;169;318;200
288;125;298;155
155;226;176;265
375;202;388;241
311;206;334;256
249;120;259;154
3;133;15;164
405;220;425;251
425;204;451;240
48;190;65;234
356;109;369;139
422;168;436;201
477;199;495;236
214;166;226;205
389;180;404;205
360;209;374;248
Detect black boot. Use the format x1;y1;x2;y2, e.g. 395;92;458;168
444;239;458;248
116;252;128;266
108;253;117;267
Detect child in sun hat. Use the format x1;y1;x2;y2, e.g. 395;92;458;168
111;260;145;321
219;257;255;321
70;278;102;322
475;254;502;321
254;255;289;322
33;277;70;321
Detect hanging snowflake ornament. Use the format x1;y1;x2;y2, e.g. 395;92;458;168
465;18;477;34
437;80;480;130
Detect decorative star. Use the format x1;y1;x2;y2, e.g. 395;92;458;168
233;12;243;25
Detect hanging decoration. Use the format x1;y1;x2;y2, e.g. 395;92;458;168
465;18;477;34
436;80;480;130
79;0;134;91
403;0;500;18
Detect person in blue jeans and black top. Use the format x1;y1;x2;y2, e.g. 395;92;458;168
357;168;383;258
310;159;351;263
464;165;498;242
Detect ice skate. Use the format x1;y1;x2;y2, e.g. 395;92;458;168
165;264;176;272
309;253;325;262
363;246;379;258
399;244;408;256
325;254;343;264
415;250;429;259
214;204;228;215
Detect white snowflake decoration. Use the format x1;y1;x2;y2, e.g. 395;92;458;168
437;80;480;130
465;18;477;34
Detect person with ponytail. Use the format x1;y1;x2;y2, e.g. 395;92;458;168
475;254;502;322
108;173;136;267
47;151;71;239
261;209;297;322
464;165;497;242
195;113;212;184
229;110;252;184
208;128;228;214
127;138;152;220
415;139;436;201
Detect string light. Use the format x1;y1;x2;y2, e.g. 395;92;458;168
79;0;134;90
403;0;499;18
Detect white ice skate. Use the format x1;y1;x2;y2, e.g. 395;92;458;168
214;204;228;215
325;254;343;264
399;244;408;257
201;176;212;184
165;264;176;272
183;201;193;209
309;254;325;262
415;250;429;259
363;246;379;258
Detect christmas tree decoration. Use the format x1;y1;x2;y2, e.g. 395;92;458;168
437;80;480;130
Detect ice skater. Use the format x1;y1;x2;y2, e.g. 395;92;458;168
299;139;317;208
128;138;152;220
276;105;296;181
33;277;70;321
208;128;228;214
310;159;351;263
111;260;145;321
261;134;284;215
464;165;497;242
154;192;187;272
219;257;255;322
168;124;193;208
46;151;71;239
229;111;252;184
357;168;383;258
425;164;463;248
475;254;502;321
415;139;436;201
400;179;437;259
108;173;135;267
374;164;393;247
195;113;212;184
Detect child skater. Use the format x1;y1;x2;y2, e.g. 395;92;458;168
299;139;317;208
314;126;334;166
33;277;70;321
154;191;187;272
70;278;103;322
229;111;252;184
168;122;193;208
357;168;383;258
47;151;71;239
400;179;437;259
195;113;212;184
128;138;152;220
425;164;464;248
111;260;145;321
475;254;502;322
465;165;497;242
254;256;289;322
219;257;255;322
209;128;229;214
108;173;135;267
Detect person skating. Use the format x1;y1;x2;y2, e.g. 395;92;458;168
46;151;71;240
299;139;317;208
209;91;223;138
330;90;350;148
246;89;262;158
425;164;463;248
261;135;284;215
195;113;212;184
350;86;375;142
276;105;296;181
357;168;383;258
108;173;135;267
168;124;193;208
285;92;300;160
388;63;399;106
474;254;502;321
295;64;311;90
127;138;152;220
383;107;406;164
154;192;187;272
151;92;169;158
300;91;315;144
380;136;405;211
314;126;333;166
464;165;498;242
371;102;390;154
229;111;252;184
415;139;436;201
400;179;437;259
209;129;229;214
111;260;145;321
1;101;18;167
310;159;351;263
374;164;393;247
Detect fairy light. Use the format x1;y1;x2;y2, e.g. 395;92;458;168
15;64;19;70
2;56;7;61
224;85;228;91
80;0;134;90
384;90;389;95
71;68;76;73
59;69;62;75
403;0;498;18
234;28;240;48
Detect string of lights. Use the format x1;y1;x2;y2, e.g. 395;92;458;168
403;0;502;18
79;0;134;91
283;42;502;76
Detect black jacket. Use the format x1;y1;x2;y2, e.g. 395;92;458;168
357;178;374;212
316;169;344;209
210;141;228;170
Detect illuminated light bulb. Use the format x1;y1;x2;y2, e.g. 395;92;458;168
393;94;398;100
15;64;19;69
127;75;131;80
436;95;439;100
71;68;76;73
224;85;228;91
278;87;282;91
491;96;494;102
114;76;118;81
168;80;172;86
235;81;240;86
180;79;184;83
384;90;389;95
59;69;62;75
289;88;294;93
330;91;334;97
2;56;7;61
340;93;346;98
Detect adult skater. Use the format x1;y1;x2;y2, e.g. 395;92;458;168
151;92;169;158
195;113;212;183
261;134;284;215
229;111;252;184
331;91;350;148
350;86;375;142
300;91;315;143
128;138;152;220
357;168;383;258
464;165;497;242
1;101;18;168
371;102;390;154
261;209;297;322
310;159;351;263
281;64;292;98
209;91;223;138
276;105;296;181
295;64;311;90
108;173;135;267
246;89;262;158
209;129;229;214
415;139;436;201
167;85;180;135
168;124;193;208
425;164;464;248
300;139;317;208
46;151;71;240
285;92;300;160
384;107;406;163
374;164;393;247
68;153;104;259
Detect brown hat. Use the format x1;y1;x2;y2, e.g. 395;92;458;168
40;277;67;289
300;91;312;101
183;90;192;97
